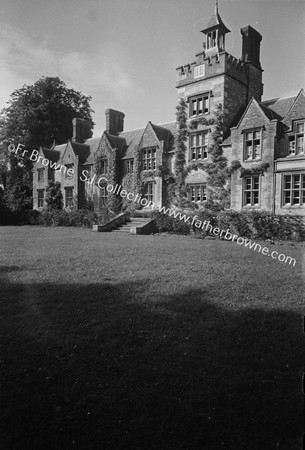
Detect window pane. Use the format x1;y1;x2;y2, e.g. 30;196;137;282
253;131;260;140
191;187;195;201
292;191;300;204
245;178;251;190
302;175;305;189
293;175;300;188
284;191;291;204
253;191;259;204
253;176;259;190
245;192;251;204
297;136;304;153
296;123;304;133
284;175;291;189
254;143;260;158
198;99;203;114
289;137;295;153
202;185;207;201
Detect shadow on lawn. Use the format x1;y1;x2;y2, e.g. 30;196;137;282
0;269;303;450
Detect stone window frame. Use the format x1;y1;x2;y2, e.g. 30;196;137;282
37;168;44;182
142;148;156;171
144;182;154;203
37;189;44;208
288;120;305;156
242;175;260;207
99;158;108;175
281;173;305;207
189;93;210;117
194;64;205;79
243;128;263;161
65;187;73;208
188;183;207;203
189;131;209;161
99;187;108;208
125;159;134;174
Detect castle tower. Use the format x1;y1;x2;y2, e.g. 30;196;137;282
176;2;264;133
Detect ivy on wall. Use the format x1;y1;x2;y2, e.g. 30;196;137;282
172;98;188;206
240;162;270;177
174;100;240;210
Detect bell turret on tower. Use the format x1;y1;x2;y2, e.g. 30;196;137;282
201;0;230;57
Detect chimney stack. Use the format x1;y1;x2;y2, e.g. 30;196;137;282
241;25;262;69
105;109;125;135
72;118;93;143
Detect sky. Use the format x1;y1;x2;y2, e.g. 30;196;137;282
0;0;304;137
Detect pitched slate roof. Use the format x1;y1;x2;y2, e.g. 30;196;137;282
262;95;297;120
119;128;145;158
105;133;126;151
82;137;102;164
70;142;90;162
42;148;61;161
259;102;283;121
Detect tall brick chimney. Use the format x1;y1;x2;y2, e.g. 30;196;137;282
105;109;125;135
72;118;93;143
241;25;262;69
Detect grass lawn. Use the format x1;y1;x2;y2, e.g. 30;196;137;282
0;226;304;450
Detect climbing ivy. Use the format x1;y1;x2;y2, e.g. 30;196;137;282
240;162;270;177
172;98;188;206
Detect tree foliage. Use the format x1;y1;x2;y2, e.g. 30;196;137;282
45;181;63;210
0;76;94;212
0;76;94;149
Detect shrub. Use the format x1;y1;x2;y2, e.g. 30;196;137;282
131;209;154;218
37;209;100;228
217;210;252;238
191;208;218;238
153;211;190;235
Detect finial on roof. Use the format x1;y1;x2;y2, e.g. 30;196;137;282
215;0;219;14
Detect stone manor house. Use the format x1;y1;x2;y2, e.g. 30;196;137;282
33;4;305;217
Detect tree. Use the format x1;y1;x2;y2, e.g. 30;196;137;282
45;181;63;210
0;76;94;149
0;76;94;212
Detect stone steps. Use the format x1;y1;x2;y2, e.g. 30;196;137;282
111;217;151;233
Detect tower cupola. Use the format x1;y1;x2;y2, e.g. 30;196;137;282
201;0;230;57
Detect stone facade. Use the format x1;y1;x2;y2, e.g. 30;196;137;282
33;4;305;217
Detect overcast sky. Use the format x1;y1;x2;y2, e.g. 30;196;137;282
0;0;304;137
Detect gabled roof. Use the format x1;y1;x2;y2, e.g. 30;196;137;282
262;95;297;120
235;96;283;130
